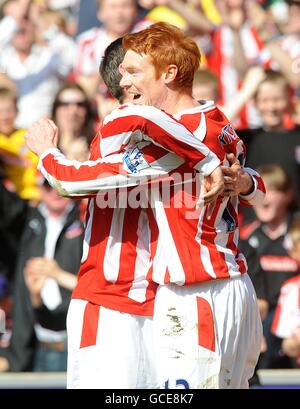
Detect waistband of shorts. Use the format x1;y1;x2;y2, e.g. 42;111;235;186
38;341;67;352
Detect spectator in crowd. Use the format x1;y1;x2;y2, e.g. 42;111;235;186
0;179;83;372
239;70;300;201
162;0;269;128
36;0;80;37
192;68;218;102
0;0;76;128
138;0;187;30
33;7;74;44
193;65;266;124
292;87;300;126
74;0;139;98
272;214;300;367
51;82;96;161
239;164;299;370
0;170;27;348
0;87;39;200
247;0;300;90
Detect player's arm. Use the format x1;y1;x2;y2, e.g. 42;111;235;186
25;119;185;196
220;126;265;206
26;118;221;197
37;147;179;197
222;153;266;206
100;104;219;175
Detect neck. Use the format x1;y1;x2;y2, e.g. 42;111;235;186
262;124;285;132
160;88;198;115
47;209;66;219
264;217;288;240
16;49;30;61
61;130;80;141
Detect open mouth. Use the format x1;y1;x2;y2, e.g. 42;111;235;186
133;94;141;100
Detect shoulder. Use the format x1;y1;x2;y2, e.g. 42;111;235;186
204;105;230;129
280;274;300;294
239;220;261;241
103;104;164;125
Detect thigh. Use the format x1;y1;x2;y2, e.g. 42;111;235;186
213;275;262;389
154;276;262;389
153;285;221;389
67;299;157;389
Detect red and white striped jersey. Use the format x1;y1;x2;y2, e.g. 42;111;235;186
89;101;265;285
148;103;266;285
272;274;300;339
39;104;219;196
38;104;220;316
38;102;265;313
91;101;266;285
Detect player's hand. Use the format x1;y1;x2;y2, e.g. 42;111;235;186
197;166;224;219
221;153;254;196
25;118;59;157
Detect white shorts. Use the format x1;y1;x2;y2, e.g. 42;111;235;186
153;274;262;389
67;299;158;389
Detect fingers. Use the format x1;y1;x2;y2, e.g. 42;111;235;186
224;175;235;184
197;178;224;218
48;120;59;147
226;153;239;166
223;189;233;197
196;187;218;219
221;166;235;177
206;199;217;220
47;119;58;137
202;183;223;203
25;117;58;155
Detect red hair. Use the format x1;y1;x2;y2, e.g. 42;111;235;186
123;22;201;89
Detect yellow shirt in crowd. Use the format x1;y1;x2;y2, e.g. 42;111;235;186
0;129;39;200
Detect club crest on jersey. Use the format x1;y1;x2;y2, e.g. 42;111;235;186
219;124;238;146
123;146;150;174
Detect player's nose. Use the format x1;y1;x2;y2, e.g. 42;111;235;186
120;72;131;89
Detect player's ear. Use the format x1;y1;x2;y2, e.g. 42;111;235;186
163;65;178;85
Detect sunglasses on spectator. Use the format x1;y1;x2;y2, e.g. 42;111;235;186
57;100;87;108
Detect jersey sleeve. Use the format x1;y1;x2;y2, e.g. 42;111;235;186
239;167;266;207
99;104;220;176
38;148;175;197
214;117;265;207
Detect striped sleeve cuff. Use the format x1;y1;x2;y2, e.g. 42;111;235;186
37;148;63;171
194;151;220;176
239;169;258;202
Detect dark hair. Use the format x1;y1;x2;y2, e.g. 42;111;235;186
51;81;96;144
99;37;126;102
0;86;17;105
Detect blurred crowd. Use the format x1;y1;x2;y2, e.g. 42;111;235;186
0;0;300;382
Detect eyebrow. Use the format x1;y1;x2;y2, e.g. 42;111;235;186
123;65;140;72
